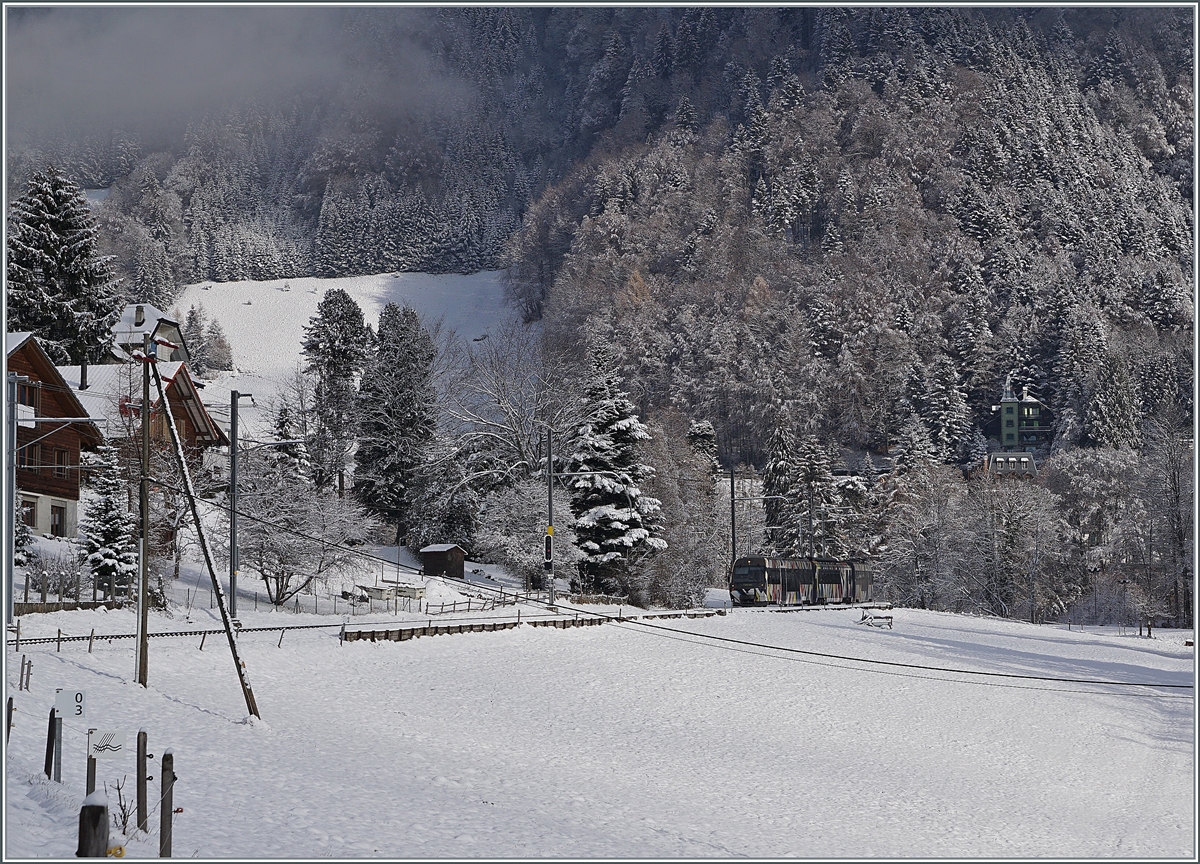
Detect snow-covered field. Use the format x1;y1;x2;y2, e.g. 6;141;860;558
5;602;1193;858
172;270;511;437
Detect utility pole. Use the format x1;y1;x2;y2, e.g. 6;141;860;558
136;334;152;687
229;391;253;620
6;373;21;625
729;464;737;564
545;426;555;607
153;363;260;718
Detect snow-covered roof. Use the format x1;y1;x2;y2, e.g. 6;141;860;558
420;543;465;553
5;332;34;356
55;360;210;442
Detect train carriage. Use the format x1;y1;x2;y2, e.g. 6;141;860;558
729;556;872;607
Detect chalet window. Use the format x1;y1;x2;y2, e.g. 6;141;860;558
1005;406;1014;414
54;450;69;478
20;499;36;527
17;443;38;471
1005;419;1014;427
17;382;39;409
50;504;66;537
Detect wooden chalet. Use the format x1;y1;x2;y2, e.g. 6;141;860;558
7;333;103;539
56;359;229;469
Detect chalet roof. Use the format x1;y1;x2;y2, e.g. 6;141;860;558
112;303;173;342
420;543;465;554
6;332;103;446
6;332;35;356
55;360;228;447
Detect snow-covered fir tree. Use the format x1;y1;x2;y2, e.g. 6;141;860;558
922;354;972;463
205;319;233;371
78;444;138;599
6;165;121;364
182;305;210;375
792;434;847;558
762;410;801;555
566;341;666;598
13;515;34;569
301;288;372;492
352;303;437;544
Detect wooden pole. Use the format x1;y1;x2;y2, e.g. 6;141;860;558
152;363;260;719
137;332;151;687
86;746;97;795
77;792;109;858
52;712;64;782
159;751;174;858
137;729;148;832
6;696;12;743
43;707;55;778
88;629;95;653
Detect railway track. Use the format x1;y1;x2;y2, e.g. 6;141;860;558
6;608;721;647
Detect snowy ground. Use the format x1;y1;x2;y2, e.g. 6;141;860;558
172;271;511;438
6;601;1193;859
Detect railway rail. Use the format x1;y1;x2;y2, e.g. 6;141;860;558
7;608;720;647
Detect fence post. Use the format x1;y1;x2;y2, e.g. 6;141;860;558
54;712;62;782
77;791;109;858
43;707;55;778
6;696;12;743
88;629;95;654
85;730;97;794
137;729;148;832
160;750;174;857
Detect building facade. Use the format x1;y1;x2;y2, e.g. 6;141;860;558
7;333;103;539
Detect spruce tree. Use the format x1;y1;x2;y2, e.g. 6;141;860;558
353;304;437;544
566;343;667;596
923;354;972;463
6;165;121;363
79;445;138;599
205;319;233;371
182;305;210;376
302;289;372;491
793;435;845;558
762;411;801;555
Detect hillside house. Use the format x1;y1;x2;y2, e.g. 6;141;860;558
7;333;103;539
985;378;1054;451
983;451;1038;478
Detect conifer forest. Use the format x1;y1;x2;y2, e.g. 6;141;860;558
6;7;1194;624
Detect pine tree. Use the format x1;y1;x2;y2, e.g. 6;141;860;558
1085;350;1142;450
923;354;972;463
302;289;372;491
7;165;121;363
13;515;33;569
792;435;845;558
205;319;233;371
762;411;801;555
79;445;138;599
182;305;210;376
352;304;436;543
566;342;667;597
892;412;938;474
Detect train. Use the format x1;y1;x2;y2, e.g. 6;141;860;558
728;556;873;606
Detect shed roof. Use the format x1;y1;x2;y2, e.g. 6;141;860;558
420;543;465;554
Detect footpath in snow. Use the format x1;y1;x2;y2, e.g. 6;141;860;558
5;596;1193;859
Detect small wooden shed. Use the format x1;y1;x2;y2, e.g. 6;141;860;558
420;543;466;580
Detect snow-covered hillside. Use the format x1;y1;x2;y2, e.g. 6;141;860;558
172;270;511;437
5;604;1193;858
